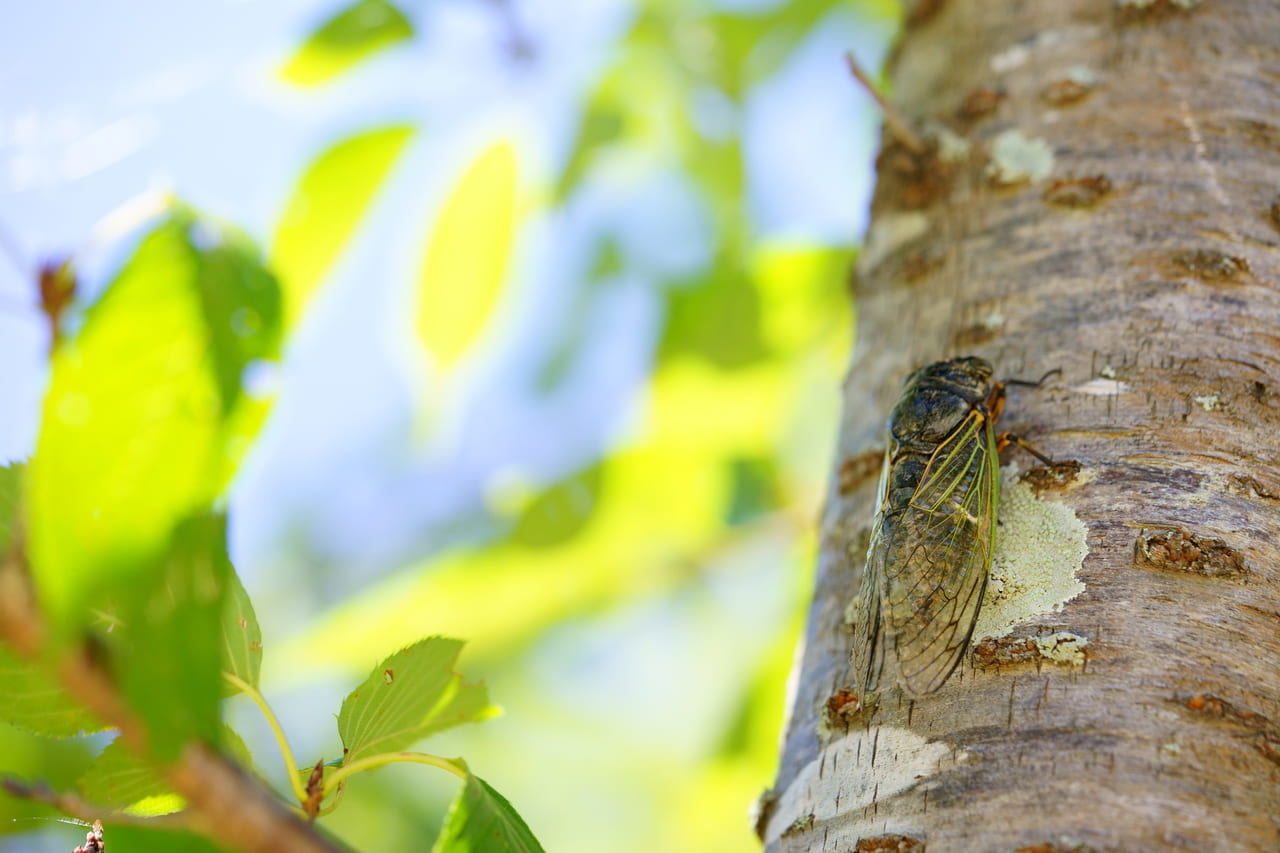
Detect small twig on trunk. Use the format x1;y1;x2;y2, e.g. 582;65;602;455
845;51;927;156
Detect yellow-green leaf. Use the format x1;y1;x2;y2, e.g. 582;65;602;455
416;141;518;369
0;645;107;737
220;568;263;696
280;0;413;87
77;737;181;815
431;773;546;853
271;125;415;326
338;637;496;765
28;216;223;631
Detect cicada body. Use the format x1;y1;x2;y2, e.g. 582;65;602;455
851;356;1005;698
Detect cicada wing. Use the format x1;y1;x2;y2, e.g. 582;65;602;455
850;450;891;697
883;410;998;696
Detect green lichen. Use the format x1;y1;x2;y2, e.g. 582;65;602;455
1194;393;1220;411
987;130;1054;185
974;465;1088;639
1033;631;1089;666
1065;65;1097;87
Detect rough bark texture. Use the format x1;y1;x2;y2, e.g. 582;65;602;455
763;0;1280;850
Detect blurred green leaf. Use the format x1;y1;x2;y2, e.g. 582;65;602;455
280;0;413;86
508;464;603;548
96;823;234;853
77;725;253;816
554;103;624;201
339;637;496;765
0;462;21;556
271;125;415;327
28;214;223;632
112;513;231;761
431;773;545;853
660;262;768;368
0;646;106;737
416;141;518;370
724;456;779;526
192;231;283;417
77;737;182;815
220;568;262;697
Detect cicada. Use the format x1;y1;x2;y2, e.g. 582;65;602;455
850;356;1052;699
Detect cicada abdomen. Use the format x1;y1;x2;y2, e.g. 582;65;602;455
851;356;1004;699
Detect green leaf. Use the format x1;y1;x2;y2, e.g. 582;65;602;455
220;569;262;696
96;823;234;853
508;464;603;548
77;725;252;816
338;637;496;765
659;260;768;369
416;141;518;370
0;463;20;556
280;0;413;86
554;104;624;202
28;212;277;633
0;645;107;737
271;125;415;326
77;737;182;815
192;229;283;417
431;773;546;853
111;513;232;760
724;456;779;526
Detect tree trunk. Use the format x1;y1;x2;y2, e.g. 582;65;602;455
761;1;1280;850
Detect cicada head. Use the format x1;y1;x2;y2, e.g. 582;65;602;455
889;356;994;448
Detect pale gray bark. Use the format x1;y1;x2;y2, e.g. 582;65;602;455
763;1;1280;850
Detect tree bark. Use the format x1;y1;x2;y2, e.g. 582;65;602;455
762;0;1280;850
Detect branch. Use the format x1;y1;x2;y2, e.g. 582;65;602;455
844;51;927;156
0;555;352;853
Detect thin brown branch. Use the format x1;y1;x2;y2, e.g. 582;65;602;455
844;51;927;156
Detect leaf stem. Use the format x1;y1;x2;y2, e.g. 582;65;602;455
323;752;467;796
223;672;309;804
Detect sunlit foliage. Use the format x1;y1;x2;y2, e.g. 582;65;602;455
0;0;895;850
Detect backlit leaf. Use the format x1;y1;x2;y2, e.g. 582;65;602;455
28;214;223;632
508;464;603;548
271;125;415;326
280;0;413;86
96;823;235;853
78;726;252;816
111;513;231;760
338;637;495;765
416;141;518;369
0;645;106;737
431;773;546;853
192;228;283;417
660;261;768;368
220;568;262;696
78;737;180;814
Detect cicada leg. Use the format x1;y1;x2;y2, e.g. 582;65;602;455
987;377;1057;468
996;431;1056;467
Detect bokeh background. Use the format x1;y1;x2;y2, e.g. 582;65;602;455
0;1;895;850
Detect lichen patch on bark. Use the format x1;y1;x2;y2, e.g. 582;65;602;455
973;465;1088;640
987;130;1054;185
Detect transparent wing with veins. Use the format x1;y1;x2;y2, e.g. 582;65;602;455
882;408;998;696
851;448;890;698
